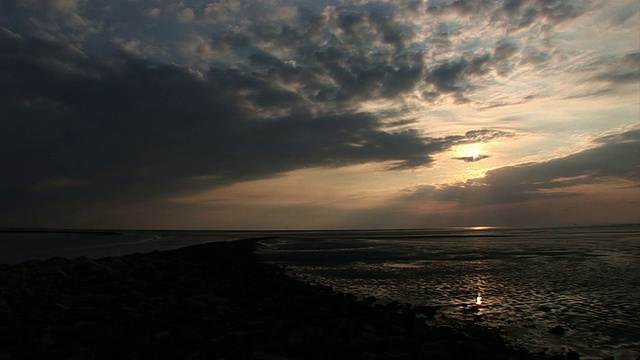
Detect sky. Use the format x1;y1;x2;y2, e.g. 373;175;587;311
0;0;638;229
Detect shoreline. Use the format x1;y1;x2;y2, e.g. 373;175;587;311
0;238;563;360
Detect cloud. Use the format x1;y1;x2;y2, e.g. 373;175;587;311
0;0;603;111
442;130;516;145
606;1;640;27
0;30;510;217
1;0;635;228
428;0;590;26
425;53;492;101
31;177;90;191
592;52;640;85
453;154;491;162
407;128;640;205
177;7;196;23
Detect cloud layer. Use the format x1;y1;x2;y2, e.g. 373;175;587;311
1;0;638;228
407;129;640;206
0;28;516;216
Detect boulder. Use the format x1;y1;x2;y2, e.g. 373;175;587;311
548;325;566;335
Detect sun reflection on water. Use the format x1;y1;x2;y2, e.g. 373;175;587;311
467;226;499;231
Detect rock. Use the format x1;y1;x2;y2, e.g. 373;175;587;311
413;305;439;319
228;330;257;350
203;339;221;359
186;349;207;360
358;352;378;360
154;331;180;360
418;342;452;360
547;355;566;360
566;350;580;360
316;334;347;360
251;351;298;360
363;296;377;305
178;325;204;348
459;339;486;352
288;323;324;355
260;342;286;356
548;325;566;335
70;346;95;360
0;299;8;325
271;319;298;343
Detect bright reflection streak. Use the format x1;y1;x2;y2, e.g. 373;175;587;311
468;226;498;231
476;293;483;305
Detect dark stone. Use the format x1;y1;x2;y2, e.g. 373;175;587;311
260;342;286;356
566;350;580;360
363;296;377;305
316;334;347;360
547;355;566;360
412;305;439;319
548;325;566;335
418;342;452;360
154;331;180;360
70;346;95;360
203;339;221;359
178;325;205;348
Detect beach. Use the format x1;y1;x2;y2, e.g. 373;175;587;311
0;237;558;360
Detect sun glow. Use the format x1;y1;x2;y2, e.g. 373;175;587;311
454;144;485;162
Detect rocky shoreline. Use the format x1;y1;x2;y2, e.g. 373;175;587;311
0;238;571;360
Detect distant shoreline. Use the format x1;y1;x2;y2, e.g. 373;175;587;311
2;222;639;234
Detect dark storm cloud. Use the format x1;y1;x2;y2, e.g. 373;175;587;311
311;43;425;102
425;53;491;100
407;129;640;205
162;2;427;108
0;29;494;216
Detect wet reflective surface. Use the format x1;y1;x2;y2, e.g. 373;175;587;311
258;225;640;360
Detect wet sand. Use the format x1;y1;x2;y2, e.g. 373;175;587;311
0;238;565;359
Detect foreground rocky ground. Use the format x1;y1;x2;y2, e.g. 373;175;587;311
1;238;567;360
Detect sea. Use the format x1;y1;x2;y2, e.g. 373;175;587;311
1;224;639;359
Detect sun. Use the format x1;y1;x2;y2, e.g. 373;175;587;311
470;150;480;160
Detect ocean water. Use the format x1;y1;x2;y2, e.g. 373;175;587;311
256;225;640;360
0;230;255;264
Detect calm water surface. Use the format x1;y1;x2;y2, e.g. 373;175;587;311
257;225;640;360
